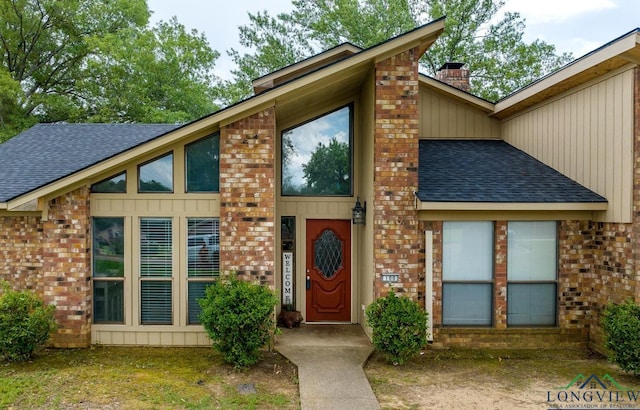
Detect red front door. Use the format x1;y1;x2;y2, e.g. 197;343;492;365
305;219;351;322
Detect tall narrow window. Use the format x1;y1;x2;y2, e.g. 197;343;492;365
92;217;125;324
186;218;219;324
139;153;173;192
185;133;220;192
507;221;557;326
442;221;493;326
140;218;173;325
282;104;353;196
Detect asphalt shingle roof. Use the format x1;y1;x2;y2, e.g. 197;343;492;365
417;139;607;203
0;123;180;202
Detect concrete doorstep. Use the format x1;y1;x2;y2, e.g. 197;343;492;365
276;324;381;410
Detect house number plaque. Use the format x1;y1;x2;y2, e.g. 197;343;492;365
381;273;400;283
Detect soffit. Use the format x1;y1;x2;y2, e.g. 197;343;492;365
494;30;640;120
252;44;362;94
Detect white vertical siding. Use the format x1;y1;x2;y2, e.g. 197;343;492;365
503;69;634;223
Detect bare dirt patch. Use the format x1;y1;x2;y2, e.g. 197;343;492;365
365;349;640;409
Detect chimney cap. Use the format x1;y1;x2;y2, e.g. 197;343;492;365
438;62;466;71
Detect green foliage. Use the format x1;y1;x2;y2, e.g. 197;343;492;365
365;291;428;365
601;299;640;375
0;283;57;361
199;273;277;368
302;138;350;195
222;0;572;103
0;0;221;141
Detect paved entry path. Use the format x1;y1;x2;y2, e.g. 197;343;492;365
276;324;381;410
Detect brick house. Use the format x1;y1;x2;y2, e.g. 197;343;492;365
1;18;639;350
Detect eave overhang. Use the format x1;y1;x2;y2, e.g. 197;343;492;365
493;29;640;120
415;198;608;222
415;200;608;212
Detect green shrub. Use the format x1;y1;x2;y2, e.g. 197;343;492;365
0;283;57;361
365;291;428;365
199;273;277;368
601;298;640;375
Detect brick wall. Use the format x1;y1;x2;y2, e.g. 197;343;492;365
373;48;422;300
220;108;276;287
589;222;637;350
557;220;593;338
0;215;44;293
43;187;92;348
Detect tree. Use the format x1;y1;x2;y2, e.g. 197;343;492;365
302;138;350;195
0;0;221;142
223;0;572;102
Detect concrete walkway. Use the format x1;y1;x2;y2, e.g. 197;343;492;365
276;324;380;410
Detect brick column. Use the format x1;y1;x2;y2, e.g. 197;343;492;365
494;221;507;329
373;48;421;299
42;187;91;348
558;220;593;336
219;108;276;287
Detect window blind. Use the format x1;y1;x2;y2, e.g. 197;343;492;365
140;218;172;278
140;218;173;325
140;281;172;325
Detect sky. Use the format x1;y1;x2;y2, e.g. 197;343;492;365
146;0;640;80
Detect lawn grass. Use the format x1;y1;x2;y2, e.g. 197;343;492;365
0;346;299;409
5;345;640;409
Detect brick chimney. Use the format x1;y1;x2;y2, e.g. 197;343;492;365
436;62;470;92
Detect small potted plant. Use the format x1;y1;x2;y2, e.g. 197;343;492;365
278;304;303;328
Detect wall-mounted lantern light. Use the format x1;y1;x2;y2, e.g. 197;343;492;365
352;196;366;225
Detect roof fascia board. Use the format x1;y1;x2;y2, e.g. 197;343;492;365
499;63;636;122
372;24;445;65
416;201;608;211
0;210;39;217
494;32;639;115
7;19;446;208
419;74;495;112
418;209;598;221
252;43;362;90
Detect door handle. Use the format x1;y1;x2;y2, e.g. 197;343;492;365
306;275;311;290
